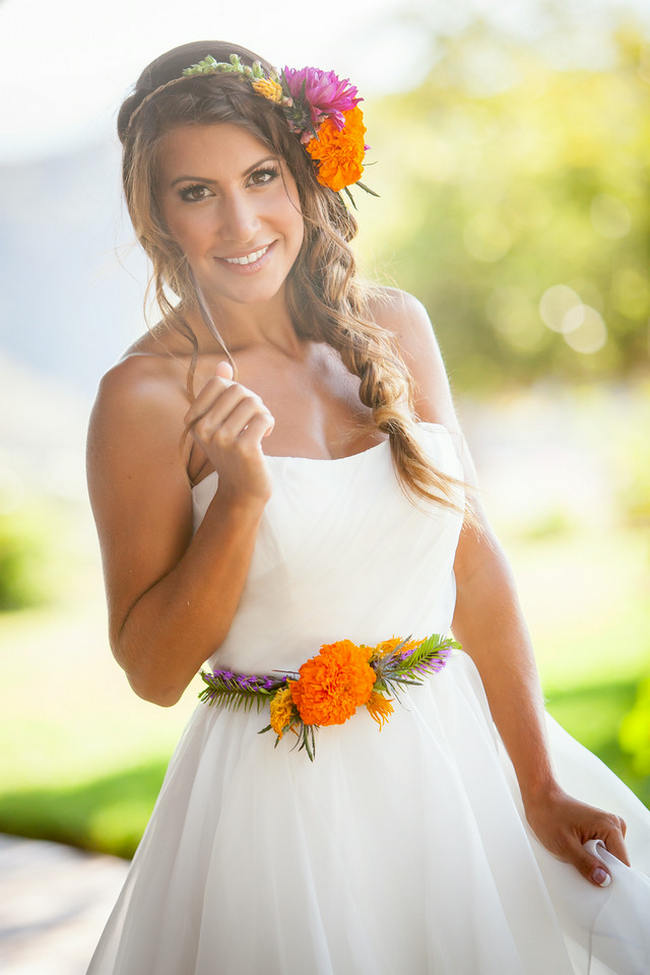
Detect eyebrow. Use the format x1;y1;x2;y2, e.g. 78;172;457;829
169;155;279;187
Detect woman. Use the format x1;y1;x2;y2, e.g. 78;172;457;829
86;40;650;974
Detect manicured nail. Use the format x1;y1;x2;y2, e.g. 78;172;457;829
592;867;610;887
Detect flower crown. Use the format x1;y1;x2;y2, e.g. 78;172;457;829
127;52;376;202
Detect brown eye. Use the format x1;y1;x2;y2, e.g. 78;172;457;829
249;167;278;186
179;183;211;202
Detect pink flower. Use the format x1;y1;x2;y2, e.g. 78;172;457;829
281;66;362;131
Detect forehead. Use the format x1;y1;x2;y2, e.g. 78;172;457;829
157;122;275;179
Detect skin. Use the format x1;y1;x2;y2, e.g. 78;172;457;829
87;121;630;893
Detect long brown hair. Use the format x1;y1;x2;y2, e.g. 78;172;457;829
117;40;478;525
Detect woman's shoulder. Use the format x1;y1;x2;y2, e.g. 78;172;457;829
366;286;444;373
367;286;431;335
366;286;457;429
87;345;199;500
96;317;205;412
89;332;193;468
96;348;186;422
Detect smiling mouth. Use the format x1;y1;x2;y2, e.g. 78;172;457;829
221;244;271;266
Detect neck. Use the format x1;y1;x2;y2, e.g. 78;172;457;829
180;289;308;361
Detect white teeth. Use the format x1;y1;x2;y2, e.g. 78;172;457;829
223;245;269;265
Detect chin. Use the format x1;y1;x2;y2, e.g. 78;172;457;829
198;266;295;308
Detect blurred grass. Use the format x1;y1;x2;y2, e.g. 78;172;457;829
0;762;167;859
545;679;650;809
0;497;71;609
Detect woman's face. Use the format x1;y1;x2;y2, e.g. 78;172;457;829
157;122;304;308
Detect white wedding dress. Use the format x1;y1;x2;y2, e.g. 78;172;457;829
87;421;650;974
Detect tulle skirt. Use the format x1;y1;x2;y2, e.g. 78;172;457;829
87;650;650;974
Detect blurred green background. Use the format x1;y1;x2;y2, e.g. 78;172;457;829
1;11;648;859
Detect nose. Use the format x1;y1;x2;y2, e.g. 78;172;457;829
219;190;260;244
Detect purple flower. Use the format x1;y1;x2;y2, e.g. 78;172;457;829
427;650;451;673
221;671;236;682
282;66;361;130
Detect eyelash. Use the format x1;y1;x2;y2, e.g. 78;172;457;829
178;166;280;202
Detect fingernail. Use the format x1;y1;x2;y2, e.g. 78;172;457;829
592;867;611;887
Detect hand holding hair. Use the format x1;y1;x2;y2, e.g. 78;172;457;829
184;359;275;502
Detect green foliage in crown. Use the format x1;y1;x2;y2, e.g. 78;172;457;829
182;53;278;83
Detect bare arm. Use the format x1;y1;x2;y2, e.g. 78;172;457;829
372;288;630;885
452;525;556;799
86;356;274;706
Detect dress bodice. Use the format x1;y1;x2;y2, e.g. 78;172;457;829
191;422;465;675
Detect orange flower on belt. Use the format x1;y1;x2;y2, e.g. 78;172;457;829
289;639;377;726
305;106;367;193
365;690;395;729
371;635;422;659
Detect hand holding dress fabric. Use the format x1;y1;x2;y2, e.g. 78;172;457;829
522;784;630;887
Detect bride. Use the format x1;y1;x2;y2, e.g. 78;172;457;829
86;39;649;974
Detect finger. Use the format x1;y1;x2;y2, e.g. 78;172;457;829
215;360;234;381
601;827;631;868
239;412;275;448
575;847;612;888
184;375;238;427
214;396;274;444
184;362;237;425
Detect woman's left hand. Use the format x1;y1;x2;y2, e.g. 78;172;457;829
522;784;630;887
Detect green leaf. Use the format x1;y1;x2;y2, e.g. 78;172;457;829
355;180;380;197
305;725;315;762
342;186;358;210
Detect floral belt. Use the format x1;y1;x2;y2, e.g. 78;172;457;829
199;632;460;762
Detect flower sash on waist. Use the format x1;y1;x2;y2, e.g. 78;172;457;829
198;632;460;761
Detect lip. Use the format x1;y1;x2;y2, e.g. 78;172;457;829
214;241;276;273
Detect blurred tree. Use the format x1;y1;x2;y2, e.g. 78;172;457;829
0;508;50;610
357;17;650;391
619;678;650;777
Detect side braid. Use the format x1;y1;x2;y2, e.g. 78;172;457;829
286;214;473;519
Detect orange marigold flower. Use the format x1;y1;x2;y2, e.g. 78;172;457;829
290;639;377;726
365;691;395;730
269;686;299;738
305;106;366;192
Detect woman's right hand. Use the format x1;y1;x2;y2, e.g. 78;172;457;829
184;360;275;502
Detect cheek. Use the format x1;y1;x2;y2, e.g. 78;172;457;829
285;189;305;250
293;216;305;253
281;197;305;249
165;207;214;252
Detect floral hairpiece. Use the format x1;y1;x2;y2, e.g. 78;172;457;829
199;631;459;761
181;53;377;202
